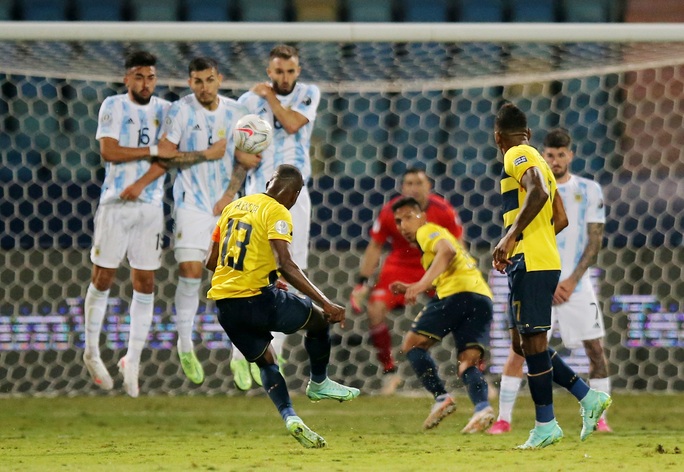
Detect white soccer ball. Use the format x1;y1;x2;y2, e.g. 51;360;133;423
233;114;273;154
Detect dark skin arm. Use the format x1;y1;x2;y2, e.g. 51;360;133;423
492;166;550;272
205;238;345;325
270;239;345;326
552;188;569;235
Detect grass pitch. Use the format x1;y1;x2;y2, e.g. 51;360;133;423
1;392;682;471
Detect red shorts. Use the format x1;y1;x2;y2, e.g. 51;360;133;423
369;265;425;311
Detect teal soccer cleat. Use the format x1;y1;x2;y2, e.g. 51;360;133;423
306;378;360;402
580;389;613;441
516;420;564;449
285;416;327;448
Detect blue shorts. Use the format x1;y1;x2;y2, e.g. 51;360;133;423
411;292;493;354
215;285;314;362
506;254;560;334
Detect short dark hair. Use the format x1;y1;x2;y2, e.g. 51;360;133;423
391;196;421;214
495;102;527;133
270;44;299;61
125;51;157;70
275;164;303;183
188;57;219;75
543;128;572;149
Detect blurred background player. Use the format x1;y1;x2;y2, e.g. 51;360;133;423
207;164;359;449
492;103;611;449
83;51;173;397
158;57;260;386
230;44;321;389
488;128;612;435
350;168;463;394
389;197;494;433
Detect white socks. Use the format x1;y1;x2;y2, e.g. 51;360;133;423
174;276;202;353
84;283;110;358
497;375;523;423
126;290;154;364
590;377;611;419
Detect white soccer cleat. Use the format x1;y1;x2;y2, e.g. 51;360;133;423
117;356;140;398
461;406;496;434
83;353;113;391
423;394;457;430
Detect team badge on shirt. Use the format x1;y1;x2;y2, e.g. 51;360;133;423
275;220;290;235
514;156;528;166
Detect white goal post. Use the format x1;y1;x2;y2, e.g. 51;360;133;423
0;22;682;397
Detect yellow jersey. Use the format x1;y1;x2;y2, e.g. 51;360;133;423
208;193;293;299
501;144;561;271
416;223;493;300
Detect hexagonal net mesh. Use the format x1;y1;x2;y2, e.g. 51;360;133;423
1;32;683;397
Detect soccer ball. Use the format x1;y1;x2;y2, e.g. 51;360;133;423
233;114;273;154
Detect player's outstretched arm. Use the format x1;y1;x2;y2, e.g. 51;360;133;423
156;138;227;169
271;239;345;326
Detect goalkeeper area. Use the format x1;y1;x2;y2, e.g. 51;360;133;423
0;23;683;397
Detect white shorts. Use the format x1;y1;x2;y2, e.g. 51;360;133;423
549;285;605;349
173;207;219;263
290;186;311;269
90;201;163;271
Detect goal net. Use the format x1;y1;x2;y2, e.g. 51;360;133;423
1;23;682;396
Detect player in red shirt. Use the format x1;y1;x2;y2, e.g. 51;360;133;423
350;168;463;394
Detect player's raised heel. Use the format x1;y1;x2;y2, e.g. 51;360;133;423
461;406;496;434
285;416;327;448
230;359;253;391
516;420;563;449
306;378;360;402
580;389;612;441
178;350;204;385
117;356;139;398
83;353;113;390
423;394;456;430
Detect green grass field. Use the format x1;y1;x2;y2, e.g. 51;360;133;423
1;392;682;471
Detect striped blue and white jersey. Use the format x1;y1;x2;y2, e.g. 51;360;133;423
556;175;605;292
95;93;170;206
163;94;248;215
238;82;320;195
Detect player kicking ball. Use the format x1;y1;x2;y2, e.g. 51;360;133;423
389;197;496;433
206;165;359;448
